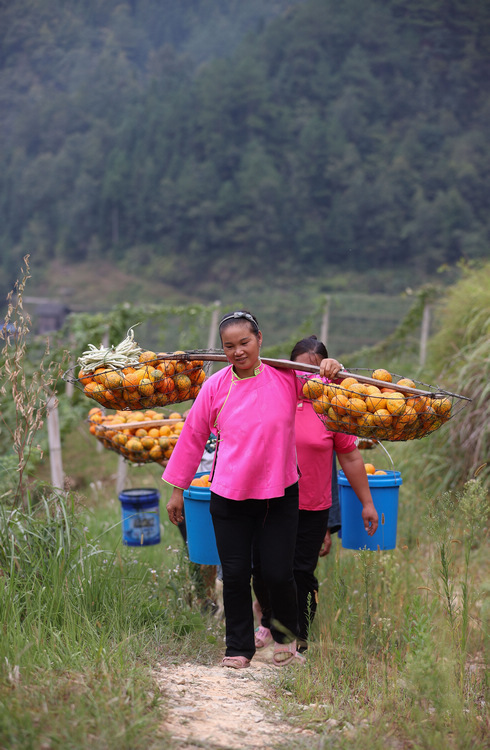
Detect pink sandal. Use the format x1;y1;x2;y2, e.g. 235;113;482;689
221;656;251;669
255;625;273;649
272;641;306;667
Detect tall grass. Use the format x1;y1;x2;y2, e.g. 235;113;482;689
270;475;489;749
0;488;222;749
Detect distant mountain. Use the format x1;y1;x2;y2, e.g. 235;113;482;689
1;0;489;298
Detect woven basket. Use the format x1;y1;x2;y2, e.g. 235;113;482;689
65;356;205;410
299;369;469;442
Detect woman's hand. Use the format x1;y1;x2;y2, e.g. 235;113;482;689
319;528;332;557
319;358;343;380
166;487;184;525
362;503;379;536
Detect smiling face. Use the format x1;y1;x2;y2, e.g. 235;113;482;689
220;321;262;378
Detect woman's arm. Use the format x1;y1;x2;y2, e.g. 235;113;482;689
337;449;379;535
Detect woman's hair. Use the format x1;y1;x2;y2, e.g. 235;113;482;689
290;335;328;362
218;310;260;337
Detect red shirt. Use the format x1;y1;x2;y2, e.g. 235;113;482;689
295;400;357;510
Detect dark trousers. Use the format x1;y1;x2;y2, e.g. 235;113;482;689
253;507;330;645
210;483;299;660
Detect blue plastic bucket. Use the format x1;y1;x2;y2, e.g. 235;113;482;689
119;488;161;546
183;472;220;565
338;470;402;551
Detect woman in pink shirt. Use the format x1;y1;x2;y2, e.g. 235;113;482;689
253;336;377;653
164;312;376;669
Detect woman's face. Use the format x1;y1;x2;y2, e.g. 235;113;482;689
293;351;322;367
220;322;262;378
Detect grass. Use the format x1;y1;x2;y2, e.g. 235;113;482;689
267;475;489;749
3;430;487;749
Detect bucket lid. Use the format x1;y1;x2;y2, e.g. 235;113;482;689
338;469;402;487
119;488;160;502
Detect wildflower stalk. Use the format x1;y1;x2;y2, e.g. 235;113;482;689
0;255;64;505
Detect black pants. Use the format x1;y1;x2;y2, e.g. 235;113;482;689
210;483;299;660
253;507;330;646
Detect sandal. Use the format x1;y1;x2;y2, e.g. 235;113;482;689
272;641;306;667
221;656;251;669
255;625;273;649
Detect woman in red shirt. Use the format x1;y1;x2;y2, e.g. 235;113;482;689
252;336;377;653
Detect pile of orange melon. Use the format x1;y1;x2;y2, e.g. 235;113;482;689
88;407;184;465
79;351;205;410
190;474;211;487
302;368;452;442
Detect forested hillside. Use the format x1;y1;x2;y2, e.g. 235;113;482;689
1;0;489;298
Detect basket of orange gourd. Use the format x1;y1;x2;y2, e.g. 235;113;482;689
87;406;185;465
299;367;470;442
63;329;206;411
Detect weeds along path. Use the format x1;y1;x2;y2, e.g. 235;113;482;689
153;647;315;749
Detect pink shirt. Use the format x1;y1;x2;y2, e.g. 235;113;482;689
295;399;357;511
162;362;303;501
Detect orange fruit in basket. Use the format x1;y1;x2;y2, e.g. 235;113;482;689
312;395;330;414
169;411;182;420
406;395;426;413
105;370;124;390
78;369;94;386
113;432;128;447
141;436;156;450
340;377;358;391
156;376;175;394
385;392;406;416
431;397;452;419
372;369;392;383
330;394;349;415
302;378;325;400
373;408;392;428
122;371;141;393
149;368;163;384
357;412;376;429
188;366;205;384
135;428;148;438
139;350;158;364
149;445;163;461
91;384;111;404
396;405;417;428
84;381;101;397
157;361;176;377
138;378;154;397
365;388;386;413
189;385;201;399
159;425;171;436
364;463;376;474
126;437;144;452
174;373;192;397
93;366;109;384
148;428;160;438
348;382;368;398
348;397;367;415
374;470;387;475
397;378;416;389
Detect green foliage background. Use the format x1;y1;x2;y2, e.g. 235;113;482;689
1;0;489;299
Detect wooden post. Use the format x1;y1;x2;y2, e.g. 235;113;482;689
205;301;221;376
420;302;431;366
116;455;127;495
46;396;64;491
65;333;75;399
320;295;330;347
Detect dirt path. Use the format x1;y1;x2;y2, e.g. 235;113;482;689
153;645;316;749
